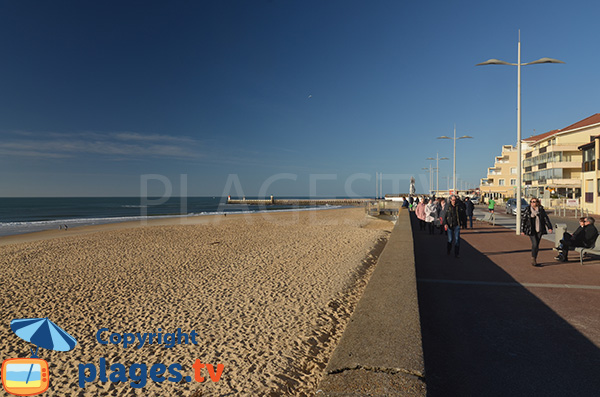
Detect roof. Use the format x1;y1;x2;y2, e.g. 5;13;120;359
578;141;595;150
522;129;559;142
559;113;600;133
522;113;600;144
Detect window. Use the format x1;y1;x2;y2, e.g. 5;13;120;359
583;147;595;172
498;179;505;186
586;180;594;203
510;167;517;174
510;179;516;186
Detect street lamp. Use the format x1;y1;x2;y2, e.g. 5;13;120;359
427;153;449;196
476;30;564;235
437;124;473;195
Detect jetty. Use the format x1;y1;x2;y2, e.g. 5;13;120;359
227;196;402;219
226;196;372;206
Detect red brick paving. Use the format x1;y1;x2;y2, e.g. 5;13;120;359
412;215;600;396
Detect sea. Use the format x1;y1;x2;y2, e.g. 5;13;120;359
0;197;341;237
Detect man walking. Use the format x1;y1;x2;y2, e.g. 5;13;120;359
488;197;495;213
464;197;474;229
444;195;466;258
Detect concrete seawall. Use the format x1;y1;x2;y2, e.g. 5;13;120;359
317;209;426;395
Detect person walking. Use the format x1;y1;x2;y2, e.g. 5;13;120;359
438;198;447;234
458;197;467;229
520;198;553;267
415;199;427;231
555;216;598;262
425;198;438;235
464;197;474;229
444;195;466;258
488;197;496;213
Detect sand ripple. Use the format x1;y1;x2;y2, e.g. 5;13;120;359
0;208;391;396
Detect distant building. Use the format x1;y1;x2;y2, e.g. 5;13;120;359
480;145;520;200
522;114;600;198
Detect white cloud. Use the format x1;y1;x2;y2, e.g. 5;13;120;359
0;130;202;160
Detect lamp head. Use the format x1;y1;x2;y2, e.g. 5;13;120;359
476;59;516;66
524;57;565;65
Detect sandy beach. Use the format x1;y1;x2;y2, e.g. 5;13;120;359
0;208;392;396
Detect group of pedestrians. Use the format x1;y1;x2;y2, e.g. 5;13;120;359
402;196;422;211
414;195;475;258
518;197;598;266
412;193;600;266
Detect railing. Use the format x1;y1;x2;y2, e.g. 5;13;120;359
547;198;590;218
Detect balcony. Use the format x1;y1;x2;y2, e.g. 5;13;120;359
528;178;581;187
548;161;581;169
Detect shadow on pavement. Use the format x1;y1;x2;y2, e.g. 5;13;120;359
410;213;600;396
465;229;512;233
484;248;554;256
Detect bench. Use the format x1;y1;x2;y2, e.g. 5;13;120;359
574;235;600;265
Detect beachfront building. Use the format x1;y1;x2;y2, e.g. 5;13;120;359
577;117;600;214
479;145;520;200
522;114;600;199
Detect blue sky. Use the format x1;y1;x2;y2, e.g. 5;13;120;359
1;0;598;197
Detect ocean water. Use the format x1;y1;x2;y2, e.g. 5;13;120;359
0;197;337;237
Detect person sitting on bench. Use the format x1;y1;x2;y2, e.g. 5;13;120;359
556;216;599;262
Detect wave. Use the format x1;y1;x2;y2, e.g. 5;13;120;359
0;206;343;237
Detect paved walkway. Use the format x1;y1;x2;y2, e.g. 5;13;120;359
412;214;600;396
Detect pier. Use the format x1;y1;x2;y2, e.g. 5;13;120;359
226;196;372;206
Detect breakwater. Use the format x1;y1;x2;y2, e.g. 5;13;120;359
226;196;371;206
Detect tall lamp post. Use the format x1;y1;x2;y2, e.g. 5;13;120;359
437;125;473;195
427;153;449;196
476;31;564;235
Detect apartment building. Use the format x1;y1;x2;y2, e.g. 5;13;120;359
522;114;600;198
577;115;600;213
480;144;520;199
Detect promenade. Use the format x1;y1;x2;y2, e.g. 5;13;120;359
412;213;600;396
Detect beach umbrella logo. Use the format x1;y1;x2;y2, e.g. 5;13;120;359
2;317;77;396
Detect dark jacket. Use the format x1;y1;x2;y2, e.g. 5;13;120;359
570;226;585;245
444;202;467;228
581;224;599;248
464;200;474;216
521;205;552;236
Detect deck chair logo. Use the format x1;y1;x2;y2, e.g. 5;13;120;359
2;318;77;396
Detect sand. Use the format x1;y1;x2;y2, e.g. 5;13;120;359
0;208;392;396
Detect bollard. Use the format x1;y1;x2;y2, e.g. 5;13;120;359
554;223;567;249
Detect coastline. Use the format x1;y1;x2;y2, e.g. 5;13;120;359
0;206;344;247
0;207;393;395
0;203;345;240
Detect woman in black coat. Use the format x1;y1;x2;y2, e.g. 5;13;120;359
521;198;553;267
